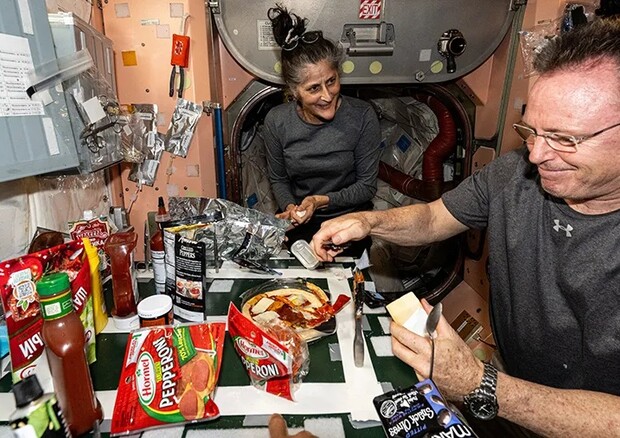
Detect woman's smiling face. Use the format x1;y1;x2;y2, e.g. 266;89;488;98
294;59;341;124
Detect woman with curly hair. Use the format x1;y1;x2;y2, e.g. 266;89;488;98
263;5;381;257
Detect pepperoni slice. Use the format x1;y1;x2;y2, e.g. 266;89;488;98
191;358;212;392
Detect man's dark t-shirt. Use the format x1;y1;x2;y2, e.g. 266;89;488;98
442;147;620;396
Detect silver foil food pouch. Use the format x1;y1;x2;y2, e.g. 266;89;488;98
164;98;203;158
168;197;289;261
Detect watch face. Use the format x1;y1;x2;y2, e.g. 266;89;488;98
467;393;498;421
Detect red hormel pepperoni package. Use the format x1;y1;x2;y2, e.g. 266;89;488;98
227;303;309;401
0;240;95;393
110;322;226;436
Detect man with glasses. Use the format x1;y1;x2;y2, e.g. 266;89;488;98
311;18;620;437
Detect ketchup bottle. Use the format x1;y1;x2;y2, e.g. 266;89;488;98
104;231;139;318
150;197;170;294
37;272;102;437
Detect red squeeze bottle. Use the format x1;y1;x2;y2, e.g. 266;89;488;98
38;272;102;436
105;231;139;317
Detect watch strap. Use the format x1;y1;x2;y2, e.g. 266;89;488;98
480;362;498;395
463;362;499;419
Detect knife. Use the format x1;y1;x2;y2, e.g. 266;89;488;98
353;268;365;367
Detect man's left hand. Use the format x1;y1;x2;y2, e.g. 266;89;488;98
390;299;484;401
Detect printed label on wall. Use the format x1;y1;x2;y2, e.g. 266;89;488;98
257;19;278;51
0;33;44;117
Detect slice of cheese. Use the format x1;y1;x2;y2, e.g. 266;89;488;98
288;293;308;307
252;297;275;314
254;310;279;324
386;292;428;336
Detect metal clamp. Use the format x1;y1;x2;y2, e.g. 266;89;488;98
340;22;395;56
202;100;221;117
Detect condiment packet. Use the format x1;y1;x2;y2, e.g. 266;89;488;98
386;292;428;336
0;240;95;393
110;322;226;436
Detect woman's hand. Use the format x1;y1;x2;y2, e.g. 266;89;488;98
276;204;300;226
293;195;329;225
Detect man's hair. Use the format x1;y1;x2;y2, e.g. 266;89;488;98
534;18;620;74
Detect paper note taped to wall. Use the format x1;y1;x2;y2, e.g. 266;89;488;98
0;33;44;117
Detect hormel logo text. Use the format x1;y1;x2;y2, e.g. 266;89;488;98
235;337;268;359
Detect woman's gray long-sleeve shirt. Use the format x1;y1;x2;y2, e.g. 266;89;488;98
263;95;381;218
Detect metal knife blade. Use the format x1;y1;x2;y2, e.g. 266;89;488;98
354;317;364;367
353;269;365;367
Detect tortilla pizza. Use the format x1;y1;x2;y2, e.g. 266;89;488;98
240;280;335;341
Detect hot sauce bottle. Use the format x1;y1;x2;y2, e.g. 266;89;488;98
37;272;102;436
150;197;170;295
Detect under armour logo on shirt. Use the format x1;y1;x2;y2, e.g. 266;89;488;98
553;219;573;237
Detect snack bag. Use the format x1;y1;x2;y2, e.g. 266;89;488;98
227;303;309;401
0;240;96;393
110;322;226;436
163;221;215;322
373;379;477;438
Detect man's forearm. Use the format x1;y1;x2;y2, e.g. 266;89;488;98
497;372;620;437
366;200;467;246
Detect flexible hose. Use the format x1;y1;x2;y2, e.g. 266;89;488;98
415;93;458;182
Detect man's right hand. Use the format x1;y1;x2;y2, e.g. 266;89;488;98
311;212;371;261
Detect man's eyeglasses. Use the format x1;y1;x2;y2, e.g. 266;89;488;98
512;122;620;153
282;31;322;51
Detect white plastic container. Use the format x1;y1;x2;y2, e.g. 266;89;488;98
138;294;174;327
290;240;321;270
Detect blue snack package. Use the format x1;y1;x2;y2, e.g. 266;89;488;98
373;379;477;438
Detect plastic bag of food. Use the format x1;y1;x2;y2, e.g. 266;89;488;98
164;99;203;158
110;322;226;436
228;303;309;401
162;220;220;322
518;19;561;78
167;197;289;261
0;240;95;393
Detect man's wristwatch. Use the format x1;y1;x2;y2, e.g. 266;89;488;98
463;362;499;420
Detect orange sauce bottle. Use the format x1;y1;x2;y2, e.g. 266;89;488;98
38;272;102;436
